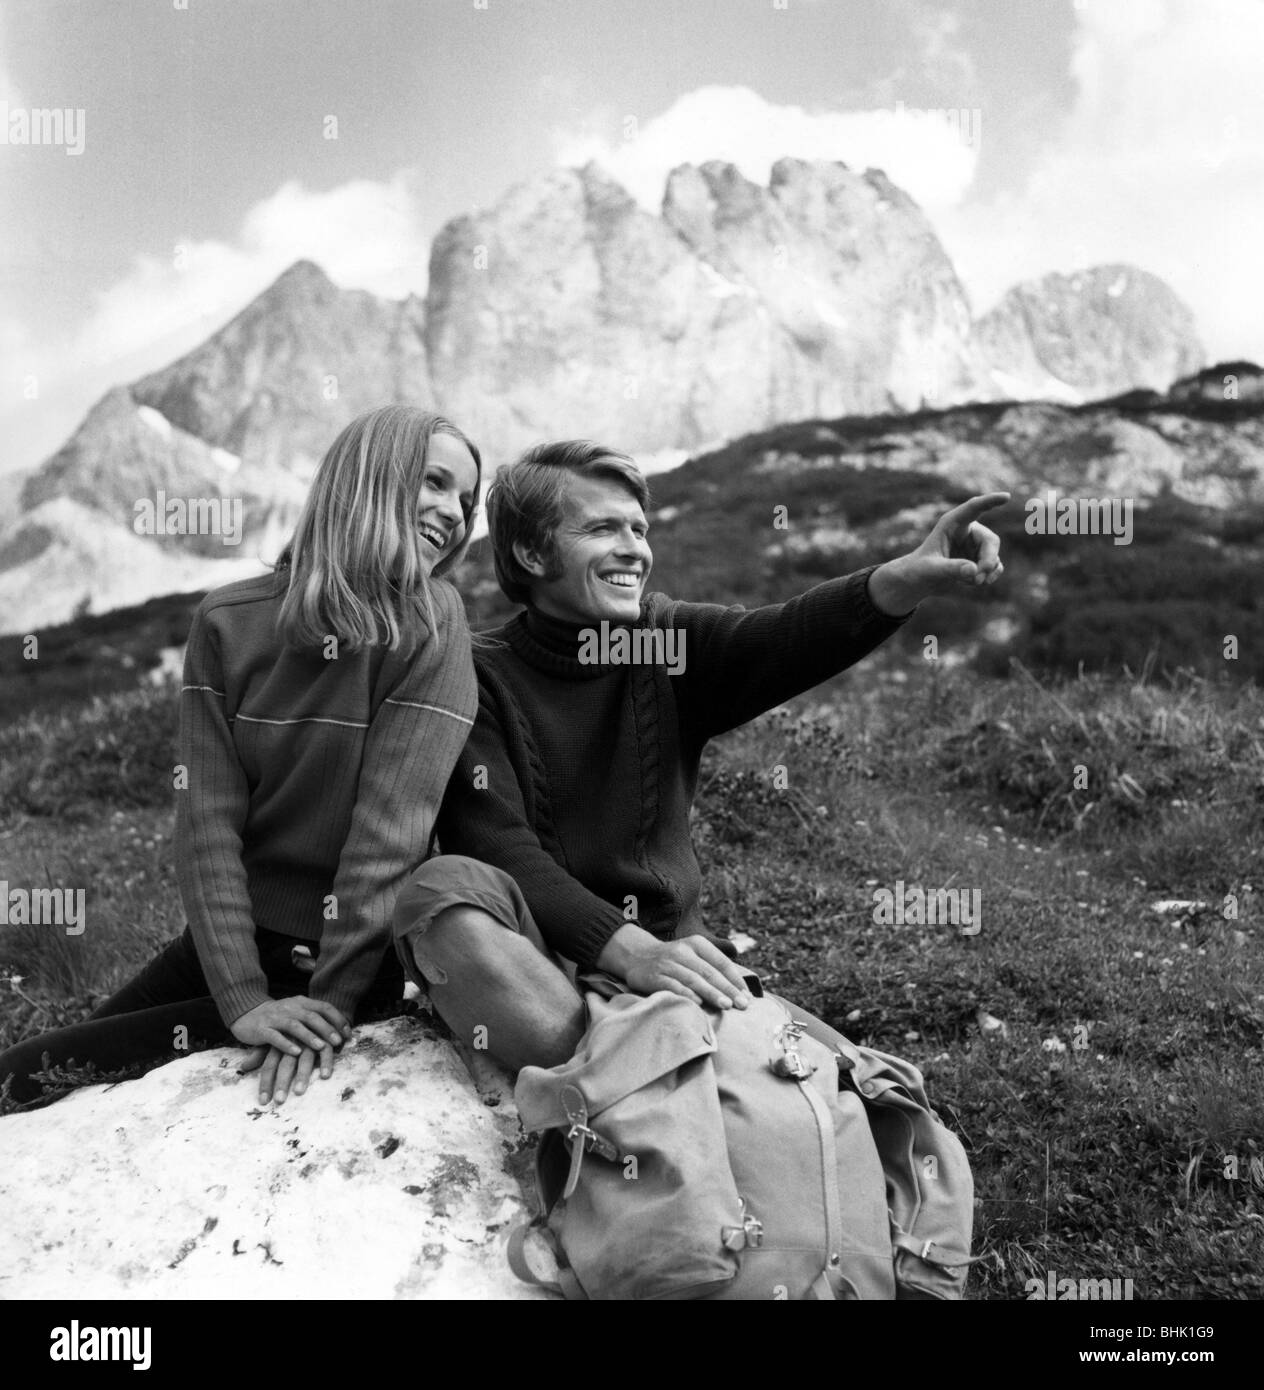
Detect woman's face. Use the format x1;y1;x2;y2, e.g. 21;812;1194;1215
415;433;478;575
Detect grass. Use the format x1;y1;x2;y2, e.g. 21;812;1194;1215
689;662;1264;1299
2;660;1262;1297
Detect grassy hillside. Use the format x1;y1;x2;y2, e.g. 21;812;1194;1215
2;660;1261;1299
4;389;1263;727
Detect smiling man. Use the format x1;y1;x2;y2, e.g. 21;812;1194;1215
392;440;1007;1069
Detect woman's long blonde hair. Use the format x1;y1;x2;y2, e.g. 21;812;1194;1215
276;405;482;653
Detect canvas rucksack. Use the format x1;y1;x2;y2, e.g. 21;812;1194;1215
507;978;974;1300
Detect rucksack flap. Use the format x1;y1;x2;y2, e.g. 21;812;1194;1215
515;990;744;1300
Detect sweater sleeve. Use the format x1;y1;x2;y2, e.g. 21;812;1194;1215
667;565;910;740
307;584;476;1022
176;602;271;1026
437;673;630;969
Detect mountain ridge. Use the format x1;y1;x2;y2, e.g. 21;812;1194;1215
1;156;1210;634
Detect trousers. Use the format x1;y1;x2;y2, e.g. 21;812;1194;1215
0;924;403;1105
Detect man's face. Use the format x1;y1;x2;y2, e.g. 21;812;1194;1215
519;471;652;625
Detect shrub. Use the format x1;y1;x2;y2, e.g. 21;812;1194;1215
0;684;179;824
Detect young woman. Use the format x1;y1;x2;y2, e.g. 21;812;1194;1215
0;405;482;1108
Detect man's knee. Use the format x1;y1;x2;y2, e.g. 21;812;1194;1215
410;905;524;987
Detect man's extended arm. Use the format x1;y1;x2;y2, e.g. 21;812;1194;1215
668;493;1009;739
666;565;908;740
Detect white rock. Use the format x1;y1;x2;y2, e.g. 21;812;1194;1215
975;1009;1009;1039
0;1015;551;1300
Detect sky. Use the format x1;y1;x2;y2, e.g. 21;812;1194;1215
1;0;1261;476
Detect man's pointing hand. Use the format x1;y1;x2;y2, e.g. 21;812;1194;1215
868;491;1010;616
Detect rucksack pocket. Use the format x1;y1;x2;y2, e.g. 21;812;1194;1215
858;1082;975;1300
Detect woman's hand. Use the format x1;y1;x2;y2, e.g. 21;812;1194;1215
229;996;350;1053
238;1040;337;1105
229;997;350;1102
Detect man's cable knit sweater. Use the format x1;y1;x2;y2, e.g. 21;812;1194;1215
436;567;910;967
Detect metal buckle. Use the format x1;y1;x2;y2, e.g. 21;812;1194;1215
721;1200;764;1250
565;1121;619;1163
772;1019;816;1080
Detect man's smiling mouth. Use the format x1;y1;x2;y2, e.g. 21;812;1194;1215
599;571;640;589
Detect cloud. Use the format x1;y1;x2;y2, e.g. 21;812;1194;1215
75;172;427;372
559;0;1264;366
0;7;24;109
0;171;432;474
864;1;980;107
553;84;982;217
939;0;1264;360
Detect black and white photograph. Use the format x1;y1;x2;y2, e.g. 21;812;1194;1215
0;0;1260;1350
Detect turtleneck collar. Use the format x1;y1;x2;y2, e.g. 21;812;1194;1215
524;605;592;657
505;603;646;680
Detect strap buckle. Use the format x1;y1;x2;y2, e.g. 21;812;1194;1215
561;1083;619;1163
722;1200;764;1250
564;1121;619;1163
772;1019;816;1080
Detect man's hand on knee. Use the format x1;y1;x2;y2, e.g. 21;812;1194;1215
597;925;752;1010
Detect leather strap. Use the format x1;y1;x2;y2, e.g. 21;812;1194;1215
809;1270;836;1300
506;1221;564;1295
891;1227;983;1270
798;1064;844;1301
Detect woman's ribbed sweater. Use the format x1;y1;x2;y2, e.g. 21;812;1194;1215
436;566;909;968
176;569;477;1024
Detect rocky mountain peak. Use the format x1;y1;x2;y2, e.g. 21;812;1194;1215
976;263;1203;402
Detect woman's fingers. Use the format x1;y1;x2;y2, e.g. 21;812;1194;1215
257;1047;284;1104
277;1000;347;1048
303;999;352;1037
272;1049;301;1105
276;1019;336;1054
291;1047;319;1097
259;1028;302;1056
